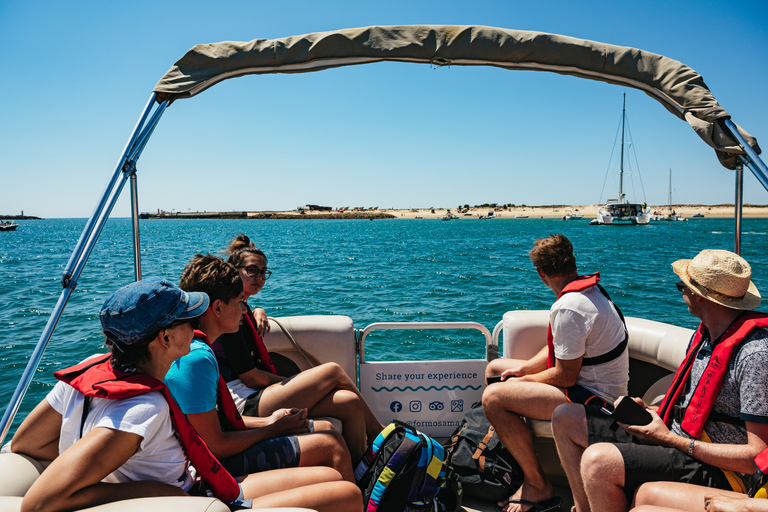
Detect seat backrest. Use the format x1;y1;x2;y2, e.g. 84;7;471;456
502;310;693;373
262;315;357;380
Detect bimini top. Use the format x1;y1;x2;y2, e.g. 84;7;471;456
153;25;759;169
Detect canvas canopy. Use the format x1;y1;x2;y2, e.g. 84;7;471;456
154;25;759;169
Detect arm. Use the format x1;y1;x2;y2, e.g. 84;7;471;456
238;367;285;389
251;308;271;336
624;416;768;474
21;427;185;512
11;399;61;461
187;407;309;459
510;355;582;388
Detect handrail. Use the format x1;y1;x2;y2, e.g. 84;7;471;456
357;321;493;364
724;119;768;191
492;320;504;359
0;95;166;445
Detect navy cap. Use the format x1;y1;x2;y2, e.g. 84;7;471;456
99;277;209;346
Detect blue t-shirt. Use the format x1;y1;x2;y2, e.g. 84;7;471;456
164;339;219;414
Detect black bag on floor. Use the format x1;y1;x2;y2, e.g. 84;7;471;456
444;401;523;502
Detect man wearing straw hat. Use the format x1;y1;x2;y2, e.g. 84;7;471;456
552;249;768;512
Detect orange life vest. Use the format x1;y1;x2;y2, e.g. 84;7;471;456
658;313;768;438
55;354;242;503
242;307;277;375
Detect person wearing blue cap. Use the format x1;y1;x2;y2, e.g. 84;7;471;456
12;277;363;512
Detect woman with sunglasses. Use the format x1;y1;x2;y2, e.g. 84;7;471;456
212;234;383;463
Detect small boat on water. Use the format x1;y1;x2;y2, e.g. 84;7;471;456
1;24;767;512
0;221;18;231
562;211;584;220
650;169;687;222
594;94;651;225
692;212;705;218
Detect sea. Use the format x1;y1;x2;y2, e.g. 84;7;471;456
1;216;767;437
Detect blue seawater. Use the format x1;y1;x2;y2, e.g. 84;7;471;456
1;217;766;436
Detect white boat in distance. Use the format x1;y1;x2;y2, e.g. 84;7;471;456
650;169;687;222
594;94;651;225
562;211;584;220
1;24;767;512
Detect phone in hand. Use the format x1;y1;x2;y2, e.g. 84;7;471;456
486;375;503;385
601;396;653;426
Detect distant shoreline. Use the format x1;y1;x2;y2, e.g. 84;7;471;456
140;204;768;220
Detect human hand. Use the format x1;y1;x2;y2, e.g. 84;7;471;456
620;409;673;445
253;308;271;336
271;408;310;435
704;495;754;512
500;367;526;381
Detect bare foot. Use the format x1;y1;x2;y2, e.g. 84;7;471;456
498;481;557;512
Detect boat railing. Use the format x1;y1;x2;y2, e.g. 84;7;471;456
356;321;494;363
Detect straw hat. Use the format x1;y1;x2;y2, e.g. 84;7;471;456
672;249;761;310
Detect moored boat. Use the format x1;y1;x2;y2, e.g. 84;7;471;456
594;94;651;225
1;24;767;512
0;221;18;231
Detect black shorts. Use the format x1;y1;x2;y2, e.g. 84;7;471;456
563;384;609;407
242;388;265;417
585;406;732;497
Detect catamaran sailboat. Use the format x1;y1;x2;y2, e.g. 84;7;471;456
1;25;767;512
594;94;651;225
651;169;687;222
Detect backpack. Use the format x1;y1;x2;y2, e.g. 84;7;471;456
444;401;523;502
355;421;462;512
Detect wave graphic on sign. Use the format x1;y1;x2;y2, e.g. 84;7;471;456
371;384;483;392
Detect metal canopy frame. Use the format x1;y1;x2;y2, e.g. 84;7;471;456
2;41;768;444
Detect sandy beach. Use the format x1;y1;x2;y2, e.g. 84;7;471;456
301;204;768;219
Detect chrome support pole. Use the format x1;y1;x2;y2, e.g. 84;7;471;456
734;163;743;255
723;119;768;192
130;170;142;281
0;94;167;445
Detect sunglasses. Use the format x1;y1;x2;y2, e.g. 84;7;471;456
237;265;272;280
676;281;688;293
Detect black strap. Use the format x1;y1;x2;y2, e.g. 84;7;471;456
80;396;91;439
581;284;629;367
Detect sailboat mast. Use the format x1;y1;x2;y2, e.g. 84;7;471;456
668;168;672;209
619;93;626;200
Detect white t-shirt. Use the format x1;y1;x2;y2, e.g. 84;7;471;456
47;376;194;491
551;285;629;401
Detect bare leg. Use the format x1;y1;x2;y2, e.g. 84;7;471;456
552;403;590;512
482;377;568;512
295;431;354;482
485;357;522;380
259;363;383;444
239;466;362;512
581;443;627;512
307;389;367;462
633;481;748;512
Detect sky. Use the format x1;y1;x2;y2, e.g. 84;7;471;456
1;0;767;218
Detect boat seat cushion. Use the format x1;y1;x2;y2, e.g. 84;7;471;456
262;315;357;381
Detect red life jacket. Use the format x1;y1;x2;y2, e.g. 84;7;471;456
242;307;277;375
193;330;247;431
54;354;242;503
658;312;768;438
546;273;627;369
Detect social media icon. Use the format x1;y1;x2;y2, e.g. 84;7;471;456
429;401;444;411
390;401;402;413
451;400;464;412
409;400;422;412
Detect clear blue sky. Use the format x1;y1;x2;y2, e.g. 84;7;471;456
1;0;766;218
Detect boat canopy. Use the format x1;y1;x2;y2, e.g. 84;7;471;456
154;25;759;169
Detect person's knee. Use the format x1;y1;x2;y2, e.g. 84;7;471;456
581;444;621;484
481;383;503;416
485;359;505;378
551;403;583;442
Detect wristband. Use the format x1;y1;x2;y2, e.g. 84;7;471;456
688;438;695;456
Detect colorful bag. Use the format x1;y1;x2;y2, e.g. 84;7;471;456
355;421;462;512
444;401;523;502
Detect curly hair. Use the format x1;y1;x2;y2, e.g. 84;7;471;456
179;254;242;305
226;234;267;267
529;234;577;277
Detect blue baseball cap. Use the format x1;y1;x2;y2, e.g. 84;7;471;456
100;277;209;347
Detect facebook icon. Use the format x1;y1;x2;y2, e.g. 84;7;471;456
390;401;402;413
